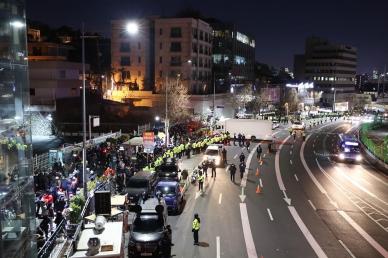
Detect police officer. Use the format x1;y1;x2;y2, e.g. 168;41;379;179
210;161;216;178
192;214;201;245
256;144;262;160
222;147;227;165
233;133;237;146
239;152;245;163
239;161;246;179
198;171;204;192
229;164;236;182
202;161;208;178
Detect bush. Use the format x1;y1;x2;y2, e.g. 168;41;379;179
68;195;86;223
117;134;129;144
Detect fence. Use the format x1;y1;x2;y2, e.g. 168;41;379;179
37;219;66;258
360;123;388;164
32;131;122;174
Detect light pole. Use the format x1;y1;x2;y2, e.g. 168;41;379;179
331;87;337;112
165;76;169;146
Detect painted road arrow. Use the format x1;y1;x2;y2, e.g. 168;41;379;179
282;190;292;205
239;187;246;202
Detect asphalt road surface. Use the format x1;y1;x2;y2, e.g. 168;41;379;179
170;120;388;258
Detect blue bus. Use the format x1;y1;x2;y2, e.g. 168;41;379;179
336;134;362;162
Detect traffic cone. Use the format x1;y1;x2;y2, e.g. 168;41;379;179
256;184;262;194
255;168;260;176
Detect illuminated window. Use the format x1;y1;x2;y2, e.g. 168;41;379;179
213;54;222;64
235;55;246;65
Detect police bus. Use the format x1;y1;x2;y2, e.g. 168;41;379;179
336;134;362;162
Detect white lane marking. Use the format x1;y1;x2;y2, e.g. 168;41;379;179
294;174;299;182
218;193;222;204
308;200;317;211
216;236;221;258
338;240;356;258
233;153;239;159
240;203;259;258
300;135;327;194
316;159;388;232
290;150;292;155
288;206;328;258
359;165;388;187
263;153;266;158
267;208;274;221
195;191;201;199
290;159;293;165
313;144;315;148
334;166;388;209
259;178;263;188
241;145;257;188
275;136;291;191
338;210;388;257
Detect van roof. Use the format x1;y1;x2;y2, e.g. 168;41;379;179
131;171;154;179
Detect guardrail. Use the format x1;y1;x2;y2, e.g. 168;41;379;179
37;219;66;258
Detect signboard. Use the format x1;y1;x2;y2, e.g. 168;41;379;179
260;87;280;103
143;132;155;153
93;117;100;127
335;102;349;112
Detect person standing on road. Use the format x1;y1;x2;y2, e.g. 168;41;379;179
239;152;245;163
256;144;262;160
233;133;237;146
229;164;236;182
292;131;296;141
239;162;246;179
198;171;204;192
210;161;216;178
242;134;246;146
222;147;227;165
246;139;250;152
192;214;201;245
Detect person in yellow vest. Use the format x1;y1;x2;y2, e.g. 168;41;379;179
192;213;201;245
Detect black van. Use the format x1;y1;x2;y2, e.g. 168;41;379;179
126;171;157;203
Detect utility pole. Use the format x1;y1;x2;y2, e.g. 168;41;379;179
213;73;216;130
383;65;386;99
165;76;169;146
81;23;87;199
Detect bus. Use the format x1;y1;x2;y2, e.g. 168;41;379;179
336;134;362;162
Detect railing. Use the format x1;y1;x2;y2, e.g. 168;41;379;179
37;219;66;258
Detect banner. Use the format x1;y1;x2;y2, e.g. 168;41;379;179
143;132;155;153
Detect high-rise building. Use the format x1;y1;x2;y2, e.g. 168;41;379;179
0;0;37;257
356;73;369;92
294;37;357;106
111;17;213;95
206;19;255;93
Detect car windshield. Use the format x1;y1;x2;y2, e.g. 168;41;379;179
127;179;148;188
133;214;164;233
158;165;178;172
293;121;302;125
157;186;176;195
205;149;219;156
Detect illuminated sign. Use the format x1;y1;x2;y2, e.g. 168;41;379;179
286;82;314;89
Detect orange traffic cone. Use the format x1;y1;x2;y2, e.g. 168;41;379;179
256;184;262;194
255;168;260;176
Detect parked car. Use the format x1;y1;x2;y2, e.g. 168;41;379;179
126;171;157;203
156;161;180;182
128;197;171;258
155;180;184;214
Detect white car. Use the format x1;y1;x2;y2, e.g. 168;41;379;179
291;121;305;130
203;144;222;166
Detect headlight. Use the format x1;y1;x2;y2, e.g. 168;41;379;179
215;156;220;165
356;155;362;161
339;153;345;160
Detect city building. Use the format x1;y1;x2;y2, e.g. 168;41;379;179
111;17;212;95
356;73;369;92
0;0;37;257
206;18;255;93
294;37;357;107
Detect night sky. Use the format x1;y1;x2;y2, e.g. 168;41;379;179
27;0;388;74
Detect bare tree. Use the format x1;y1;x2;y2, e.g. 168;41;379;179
157;77;191;124
232;85;262;117
285;88;300;112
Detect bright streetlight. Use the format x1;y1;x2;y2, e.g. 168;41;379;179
10;20;24;28
126;22;139;35
155;116;160;121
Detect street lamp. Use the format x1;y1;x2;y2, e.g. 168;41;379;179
126;22;139;35
331;87;337;112
155;116;160;121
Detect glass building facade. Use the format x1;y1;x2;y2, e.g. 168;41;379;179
0;0;37;257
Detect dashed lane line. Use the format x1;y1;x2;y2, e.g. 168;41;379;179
218;193;222;205
267;208;274;221
338;211;388;257
338;240;356;258
216;236;221;258
308;199;317;211
294;174;299;182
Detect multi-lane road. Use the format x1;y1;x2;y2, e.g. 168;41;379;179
170;120;388;258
